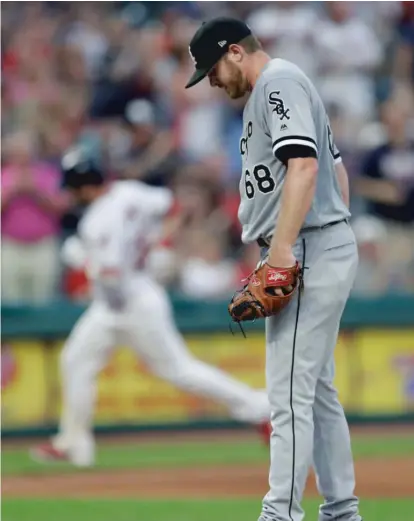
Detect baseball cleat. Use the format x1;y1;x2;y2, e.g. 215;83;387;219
30;443;69;464
258;421;272;446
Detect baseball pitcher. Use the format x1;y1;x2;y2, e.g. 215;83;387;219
186;17;361;521
31;149;270;467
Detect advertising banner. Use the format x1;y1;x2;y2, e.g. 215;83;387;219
2;330;414;429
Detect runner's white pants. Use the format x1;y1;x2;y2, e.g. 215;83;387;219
54;276;269;465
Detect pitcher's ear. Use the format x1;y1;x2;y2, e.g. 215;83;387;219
227;43;244;63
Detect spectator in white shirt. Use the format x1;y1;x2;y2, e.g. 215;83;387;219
314;2;383;143
247;2;319;81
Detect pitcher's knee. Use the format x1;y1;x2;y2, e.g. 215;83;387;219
314;383;344;417
270;389;315;417
271;403;313;425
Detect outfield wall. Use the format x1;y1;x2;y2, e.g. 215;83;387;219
2;295;414;435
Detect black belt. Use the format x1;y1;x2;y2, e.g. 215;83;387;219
256;218;348;248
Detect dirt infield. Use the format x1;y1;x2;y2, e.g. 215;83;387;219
3;427;414;499
2;458;414;499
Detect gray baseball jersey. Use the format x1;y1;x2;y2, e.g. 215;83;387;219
238;61;361;521
238;58;350;244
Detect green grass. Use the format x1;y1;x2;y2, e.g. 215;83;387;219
2;434;414;476
2;433;413;521
2;439;266;476
2;435;414;521
2;498;414;521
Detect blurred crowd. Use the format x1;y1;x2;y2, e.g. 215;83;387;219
1;1;414;304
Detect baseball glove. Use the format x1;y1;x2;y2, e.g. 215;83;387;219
228;262;302;322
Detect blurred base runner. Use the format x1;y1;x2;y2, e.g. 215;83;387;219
32;275;270;467
30;151;270;467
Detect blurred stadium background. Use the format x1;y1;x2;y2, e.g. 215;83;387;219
1;2;414;521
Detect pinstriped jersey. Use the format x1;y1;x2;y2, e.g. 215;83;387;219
238;58;350;244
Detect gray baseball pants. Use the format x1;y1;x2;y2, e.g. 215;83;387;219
259;220;362;521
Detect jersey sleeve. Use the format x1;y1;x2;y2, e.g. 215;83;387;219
263;77;318;164
333;141;342;164
131;182;173;217
60;235;87;269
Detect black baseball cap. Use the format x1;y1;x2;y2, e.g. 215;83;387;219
61;148;104;189
185;17;252;89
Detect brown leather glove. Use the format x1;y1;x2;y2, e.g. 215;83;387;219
228;262;302;322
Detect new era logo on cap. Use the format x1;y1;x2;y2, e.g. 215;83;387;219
218;40;227;47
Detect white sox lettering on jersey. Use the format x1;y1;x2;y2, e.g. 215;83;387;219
238;59;349;245
243;60;361;521
267;82;317;159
